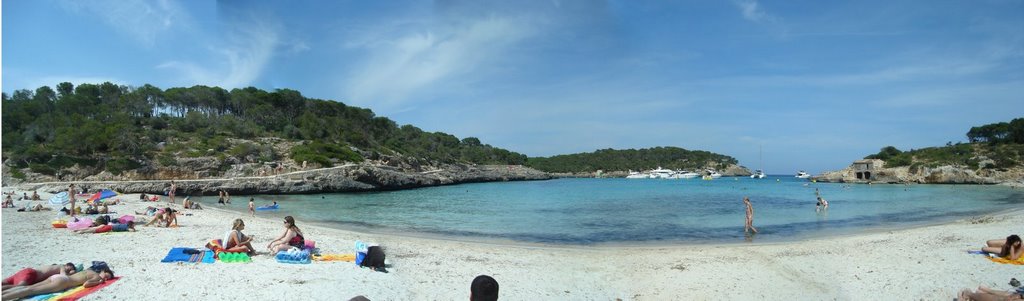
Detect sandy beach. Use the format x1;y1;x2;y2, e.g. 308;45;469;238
1;186;1021;300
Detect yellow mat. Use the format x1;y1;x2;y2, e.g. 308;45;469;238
312;254;355;262
987;256;1024;265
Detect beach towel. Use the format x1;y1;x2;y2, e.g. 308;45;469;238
205;239;225;259
161;247;204;263
312;254;356;262
987;256;1024;265
202;250;215;264
25;277;121;301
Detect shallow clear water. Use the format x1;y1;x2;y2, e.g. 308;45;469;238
200;177;1024;245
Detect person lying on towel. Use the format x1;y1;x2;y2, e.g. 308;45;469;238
1;264;112;300
2;263;77;291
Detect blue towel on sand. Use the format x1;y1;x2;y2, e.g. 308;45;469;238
161;247;202;263
202;250;215;264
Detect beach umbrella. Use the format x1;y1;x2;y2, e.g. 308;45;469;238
87;189;118;203
48;192;69;209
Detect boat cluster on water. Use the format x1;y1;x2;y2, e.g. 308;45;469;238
625;167;814;180
625;167;719;179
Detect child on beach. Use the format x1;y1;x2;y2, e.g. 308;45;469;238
743;197;758;234
248;198;255;217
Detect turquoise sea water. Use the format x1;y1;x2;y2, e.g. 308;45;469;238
201;177;1024;245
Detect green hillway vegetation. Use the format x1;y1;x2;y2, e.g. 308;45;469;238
864;118;1024;170
2;83;738;180
1;83;527;179
525;147;739;173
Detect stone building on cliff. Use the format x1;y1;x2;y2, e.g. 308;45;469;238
852;159;884;181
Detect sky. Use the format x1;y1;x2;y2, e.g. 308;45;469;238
3;0;1024;174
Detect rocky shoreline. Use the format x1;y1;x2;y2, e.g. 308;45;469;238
813;163;1024;185
8;163;553;196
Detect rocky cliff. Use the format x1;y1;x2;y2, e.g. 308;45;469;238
11;163;552;196
814;163;1024;185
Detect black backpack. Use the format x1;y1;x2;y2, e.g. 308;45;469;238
360;246;387;272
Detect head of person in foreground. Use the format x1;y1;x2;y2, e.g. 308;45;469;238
470;275;499;301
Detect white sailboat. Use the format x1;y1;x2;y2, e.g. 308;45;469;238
751;169;766;179
751;145;766;179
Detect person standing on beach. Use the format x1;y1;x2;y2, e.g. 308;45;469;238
743;197;758;234
68;184;77;217
248;198;255;217
168;181;177;205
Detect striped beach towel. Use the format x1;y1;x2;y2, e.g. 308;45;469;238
26;277;121;301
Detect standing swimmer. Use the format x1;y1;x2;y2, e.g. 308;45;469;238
168;181;177;205
248;198;255;217
744;197;758;234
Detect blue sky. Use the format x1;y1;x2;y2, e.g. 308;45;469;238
4;0;1023;174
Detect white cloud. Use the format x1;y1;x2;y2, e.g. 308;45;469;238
60;0;187;47
157;17;280;88
735;0;773;23
342;16;536;111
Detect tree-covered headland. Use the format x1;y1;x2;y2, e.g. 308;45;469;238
864;118;1024;170
2;82;526;180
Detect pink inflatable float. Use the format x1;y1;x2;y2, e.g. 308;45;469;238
67;218;94;230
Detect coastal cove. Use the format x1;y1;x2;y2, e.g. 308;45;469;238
199;177;1024;245
2;186;1021;300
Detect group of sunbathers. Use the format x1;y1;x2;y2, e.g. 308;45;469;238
959;234;1023;300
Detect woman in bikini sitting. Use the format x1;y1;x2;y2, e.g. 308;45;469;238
267;216;305;254
1;264;111;300
144;208;178;227
982;234;1023;260
2;263;76;291
225;219;256;256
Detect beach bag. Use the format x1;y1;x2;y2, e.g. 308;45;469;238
360;246;386;272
